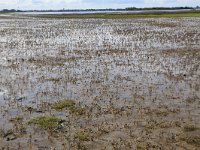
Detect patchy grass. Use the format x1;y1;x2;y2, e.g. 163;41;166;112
76;131;91;141
154;107;169;116
184;124;199;132
158;121;173;128
69;106;86;115
9;116;23;122
34;10;200;19
46;78;62;82
162;48;199;57
186;136;200;147
136;143;147;150
180;135;200;147
51;99;86;115
28;116;61;130
51;99;75;110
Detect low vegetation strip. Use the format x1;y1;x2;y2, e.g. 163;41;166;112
33;10;200;19
51;99;75;110
28;116;62;130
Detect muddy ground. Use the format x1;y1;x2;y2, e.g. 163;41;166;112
0;14;200;150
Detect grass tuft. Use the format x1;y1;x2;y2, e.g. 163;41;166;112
51;99;75;110
46;78;62;82
70;106;86;115
28;116;61;130
76;131;91;141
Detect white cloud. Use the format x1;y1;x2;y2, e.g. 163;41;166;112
0;0;17;3
144;0;166;7
176;0;198;6
0;0;18;4
141;0;198;7
30;0;81;9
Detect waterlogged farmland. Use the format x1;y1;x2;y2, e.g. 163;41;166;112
0;14;200;149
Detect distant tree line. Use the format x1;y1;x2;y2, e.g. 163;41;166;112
0;6;199;12
23;8;125;12
1;9;22;12
125;6;197;11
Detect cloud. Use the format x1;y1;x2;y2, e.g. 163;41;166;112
0;0;16;3
0;0;198;10
141;0;199;7
0;0;18;4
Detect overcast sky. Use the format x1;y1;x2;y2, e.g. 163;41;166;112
0;0;199;10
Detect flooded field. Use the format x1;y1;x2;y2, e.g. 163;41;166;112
0;14;200;149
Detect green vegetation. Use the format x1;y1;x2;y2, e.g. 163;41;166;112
51;99;75;110
28;116;61;130
35;10;200;19
136;143;147;150
46;77;62;82
76;131;91;141
70;106;86;115
51;99;86;115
